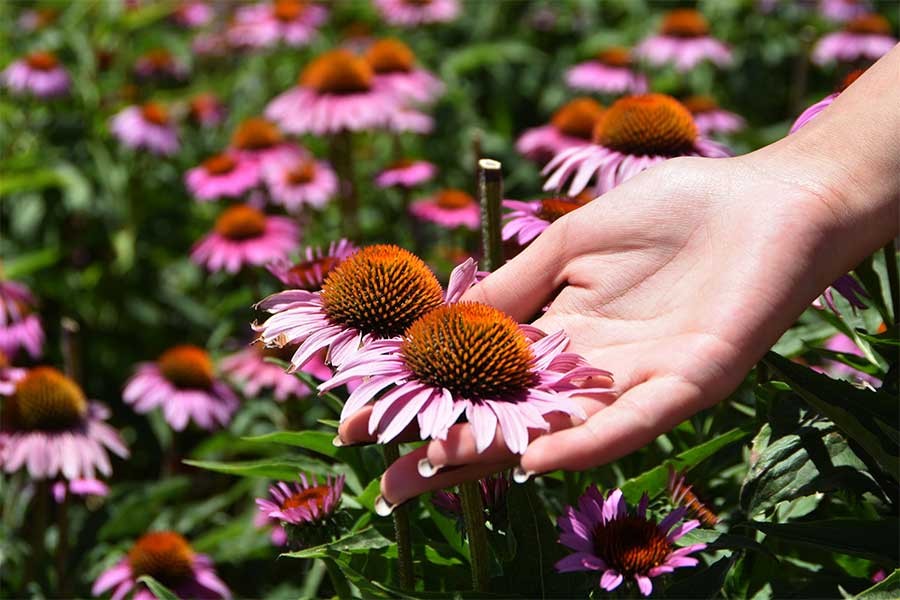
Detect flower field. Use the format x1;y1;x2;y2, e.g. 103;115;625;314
1;1;898;598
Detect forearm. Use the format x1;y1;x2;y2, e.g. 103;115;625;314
754;44;900;271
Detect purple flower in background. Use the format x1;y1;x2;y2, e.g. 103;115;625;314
814;273;868;316
266;239;357;291
410;189;481;230
819;0;872;23
566;47;648;95
681;96;745;136
185;152;260;202
374;0;460;27
92;531;230;600
227;0;327;49
123;345;239;431
365;38;444;104
556;487;707;597
636;9;732;72
256;473;345;526
2;51;70;98
262;149;337;212
0;367;128;480
375;159;437;189
811;333;881;387
812;14;896;65
0;280;44;360
516;98;604;164
502;195;591;246
110;103;180;156
191;205;299;274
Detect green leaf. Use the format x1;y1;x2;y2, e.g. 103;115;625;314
752;518;899;562
137;576;179;600
854;256;891;326
740;422;882;515
1;247;60;279
281;527;392;559
762;352;899;477
243;430;341;458
183;455;362;493
855;569;900;599
619;427;752;503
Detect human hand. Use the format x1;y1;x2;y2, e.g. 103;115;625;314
333;149;866;511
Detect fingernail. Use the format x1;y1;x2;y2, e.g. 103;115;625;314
374;494;395;517
417;458;439;478
332;435;344;447
512;466;534;484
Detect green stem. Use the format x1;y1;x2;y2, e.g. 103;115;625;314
28;480;49;589
323;557;353;600
884;240;899;327
477;159;504;272
459;481;491;593
55;491;70;596
329;131;360;241
383;444;415;590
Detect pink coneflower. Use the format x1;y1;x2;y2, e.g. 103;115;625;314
191;205;299;274
254;246;472;370
681;95;745;135
812;14;896;65
266;49;401;135
566;47;648;95
819;0;870;23
811;333;881;388
556;487;706;597
53;478;110;503
253;510;289;546
375;158;437;189
386;107;434;133
227;0;328;49
0;367;128;480
220;344;313;402
92;531;230;600
2;51;71;98
228;117;295;169
364;38;444;104
432;472;510;527
502;194;591;246
0;351;27;396
791;67;864;131
0;280;44;360
18;7;59;32
667;468;719;528
409;188;480;230
110;102;180;156
188;93;227;127
543;94;730;196
636;9;732;72
516;98;605;164
256;473;345;526
815;273;868;316
123;345;239;431
262;150;337;212
185;153;260;202
192;32;230;58
133;48;188;81
375;0;460;26
172;1;214;27
266;239;357;291
322;302;613;454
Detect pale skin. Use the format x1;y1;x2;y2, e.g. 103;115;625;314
338;45;900;509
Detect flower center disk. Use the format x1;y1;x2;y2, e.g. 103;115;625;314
158;345;215;389
231;118;283;150
435;189;474;210
552;98;605;140
203;153;237;175
286;160;317;185
660;9;710;37
282;485;331;511
141;102;169;126
593;516;672;578
142;48;174;70
128;531;195;586
845;14;890;35
401;302;536;400
597;47;632;68
538;198;586;222
365;38;416;74
300;50;373;95
596;94;697;156
681;95;719;115
215;205;267;241
273;0;306;22
11;367;87;431
321;245;443;339
26;51;59;71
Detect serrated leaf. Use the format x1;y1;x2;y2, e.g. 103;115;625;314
281;527;392;559
620;427;752;503
752;518;899;562
740;421;881;515
137;576;179;600
763;352;899;477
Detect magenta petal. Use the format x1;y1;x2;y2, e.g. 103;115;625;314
636;574;653;596
600;569;623;591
